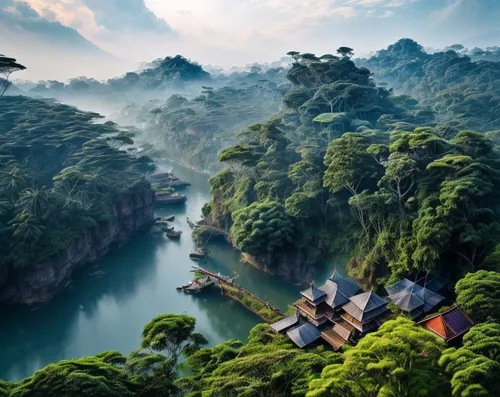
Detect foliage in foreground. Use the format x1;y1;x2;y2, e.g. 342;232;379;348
1;314;206;397
439;323;500;397
307;317;450;397
455;270;500;323
178;324;341;397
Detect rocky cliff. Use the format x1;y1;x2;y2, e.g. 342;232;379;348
0;189;155;305
241;248;318;284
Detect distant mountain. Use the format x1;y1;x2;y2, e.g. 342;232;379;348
0;0;127;80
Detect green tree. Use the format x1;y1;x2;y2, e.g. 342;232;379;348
141;314;207;366
0;54;26;96
231;201;295;256
178;324;340;397
439;323;500;397
337;47;354;58
308;317;450;397
455;271;500;322
8;355;138;397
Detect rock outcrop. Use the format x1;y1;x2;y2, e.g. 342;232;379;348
0;190;155;304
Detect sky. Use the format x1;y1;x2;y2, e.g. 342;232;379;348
2;0;500;80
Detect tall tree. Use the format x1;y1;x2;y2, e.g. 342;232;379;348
308;317;450;397
0;54;26;96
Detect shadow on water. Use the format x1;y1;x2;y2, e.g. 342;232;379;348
0;160;347;382
0;232;162;381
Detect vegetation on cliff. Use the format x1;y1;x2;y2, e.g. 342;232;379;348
202;45;500;286
0;95;155;275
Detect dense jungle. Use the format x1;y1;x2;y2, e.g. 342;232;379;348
1;22;500;397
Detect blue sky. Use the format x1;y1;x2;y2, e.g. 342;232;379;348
6;0;500;68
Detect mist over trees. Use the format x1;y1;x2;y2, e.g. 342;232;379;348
2;36;500;397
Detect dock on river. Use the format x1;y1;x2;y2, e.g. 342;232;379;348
191;266;284;323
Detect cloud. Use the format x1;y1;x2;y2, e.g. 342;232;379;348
430;0;464;22
81;0;173;33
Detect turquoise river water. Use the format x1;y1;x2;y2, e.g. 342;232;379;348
0;161;343;381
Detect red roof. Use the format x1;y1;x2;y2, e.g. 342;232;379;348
419;306;474;342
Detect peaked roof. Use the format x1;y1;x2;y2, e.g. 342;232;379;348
349;291;387;312
338;277;362;297
385;278;414;296
387;279;445;316
419;306;474;342
270;312;300;332
390;290;425;312
286;322;321;348
330;269;344;283
300;284;327;303
416;273;448;292
320;280;349;308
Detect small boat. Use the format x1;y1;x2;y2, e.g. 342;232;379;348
177;276;214;293
166;229;182;239
155;215;175;222
155;193;188;205
189;248;210;261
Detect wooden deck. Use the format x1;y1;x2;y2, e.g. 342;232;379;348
192;266;284;323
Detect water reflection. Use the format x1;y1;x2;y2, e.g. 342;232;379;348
0;163;303;381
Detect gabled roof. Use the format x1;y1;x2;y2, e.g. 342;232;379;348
342;300;389;323
349;291;387;312
416;273;448;292
415;287;445;313
270;312;300;332
320;280;350;309
387;279;445;316
300;284;327;304
333;323;352;341
419;306;474;342
390;289;424;312
286;322;321;348
385;278;414;296
320;274;361;310
330;269;344;283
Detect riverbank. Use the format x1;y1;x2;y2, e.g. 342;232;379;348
0;188;155;305
0;161;306;382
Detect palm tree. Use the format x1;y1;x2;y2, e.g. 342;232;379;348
0;165;28;202
17;187;49;218
9;210;44;243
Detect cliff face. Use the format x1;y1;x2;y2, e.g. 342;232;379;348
0;189;155;305
242;248;318;285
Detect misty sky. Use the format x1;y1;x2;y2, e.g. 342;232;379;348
3;0;500;80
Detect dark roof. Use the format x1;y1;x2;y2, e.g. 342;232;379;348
286;322;321;348
416;273;448;292
319;275;361;310
349;291;387;312
338;277;362;297
415;287;445;313
342;300;389;323
320;280;350;309
390;290;424;312
419;306;474;342
300;284;327;304
330;269;344;283
270;312;300;332
388;280;445;316
385;278;414;296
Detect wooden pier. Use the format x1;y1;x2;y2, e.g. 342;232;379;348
191;266;284;323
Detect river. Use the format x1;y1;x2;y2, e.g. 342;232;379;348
0;160;344;381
